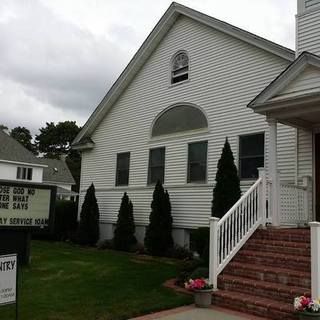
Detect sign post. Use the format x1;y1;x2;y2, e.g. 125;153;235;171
0;253;18;319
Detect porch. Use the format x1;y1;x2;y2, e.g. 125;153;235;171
208;52;320;318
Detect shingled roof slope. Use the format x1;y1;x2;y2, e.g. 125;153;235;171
37;158;75;185
0;130;39;165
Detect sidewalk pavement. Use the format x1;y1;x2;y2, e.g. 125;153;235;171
130;305;268;320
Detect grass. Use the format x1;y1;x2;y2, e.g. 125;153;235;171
2;241;191;320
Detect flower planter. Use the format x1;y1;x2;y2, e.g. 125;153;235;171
194;289;212;308
298;313;320;320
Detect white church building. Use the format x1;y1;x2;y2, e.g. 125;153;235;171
73;1;320;317
74;0;320;245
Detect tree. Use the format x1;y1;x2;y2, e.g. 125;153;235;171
144;181;173;256
10;126;37;154
0;124;8;131
35;121;80;158
35;121;81;191
77;183;100;246
212;138;241;218
113;192;136;251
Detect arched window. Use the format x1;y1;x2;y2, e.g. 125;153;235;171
152;105;208;137
171;51;189;84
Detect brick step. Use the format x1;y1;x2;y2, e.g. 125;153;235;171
244;240;310;256
251;229;310;243
233;250;311;272
218;274;310;304
212;290;297;320
223;261;311;288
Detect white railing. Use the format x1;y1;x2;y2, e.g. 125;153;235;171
280;183;308;224
266;175;311;225
209;168;266;289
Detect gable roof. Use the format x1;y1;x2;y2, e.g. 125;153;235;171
37;158;75;185
0;130;43;166
72;2;295;147
248;51;320;111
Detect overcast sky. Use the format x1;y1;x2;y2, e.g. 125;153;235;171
0;0;296;134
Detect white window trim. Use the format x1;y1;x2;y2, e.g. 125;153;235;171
238;132;265;181
149;102;209;141
16;166;33;181
186;140;208;184
169;50;190;86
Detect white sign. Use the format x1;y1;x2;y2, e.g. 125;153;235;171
0;184;52;228
0;254;17;305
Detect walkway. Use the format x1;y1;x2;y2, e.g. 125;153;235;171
131;305;268;320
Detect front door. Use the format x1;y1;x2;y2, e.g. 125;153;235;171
316;134;320;221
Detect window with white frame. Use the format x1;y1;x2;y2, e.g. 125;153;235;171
16;167;33;180
115;152;130;186
187;141;208;183
171;51;189;84
239;133;265;179
148;147;165;185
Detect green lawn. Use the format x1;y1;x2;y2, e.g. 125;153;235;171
2;241;191;320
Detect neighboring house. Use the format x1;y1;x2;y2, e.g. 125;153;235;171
37;158;76;200
0;129;46;183
0;130;76;200
73;1;320;317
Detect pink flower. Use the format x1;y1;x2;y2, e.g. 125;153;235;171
184;278;211;291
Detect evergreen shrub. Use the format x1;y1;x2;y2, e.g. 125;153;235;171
76;183;100;246
144;181;173;256
113;192;137;251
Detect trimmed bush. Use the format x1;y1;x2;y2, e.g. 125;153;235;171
54;200;78;240
212;138;241;218
176;259;204;286
144;181;173;256
190;267;209;279
76;183;100;246
190;227;209;265
113;192;137;251
165;245;193;260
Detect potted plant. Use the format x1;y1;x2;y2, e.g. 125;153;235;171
185;278;213;308
294;296;320;319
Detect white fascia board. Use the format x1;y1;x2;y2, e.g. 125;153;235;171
252;92;320;114
248;53;320;108
43;181;74;187
174;3;295;61
0;159;48;168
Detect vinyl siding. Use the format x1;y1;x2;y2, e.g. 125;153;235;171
271;66;320;100
79;16;295;229
297;129;313;178
297;8;320;56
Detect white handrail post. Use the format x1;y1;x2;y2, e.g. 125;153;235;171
302;176;311;221
209;217;219;290
258;168;267;227
310;222;320;299
268;118;280;226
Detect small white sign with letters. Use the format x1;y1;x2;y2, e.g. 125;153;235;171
0;254;17;306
